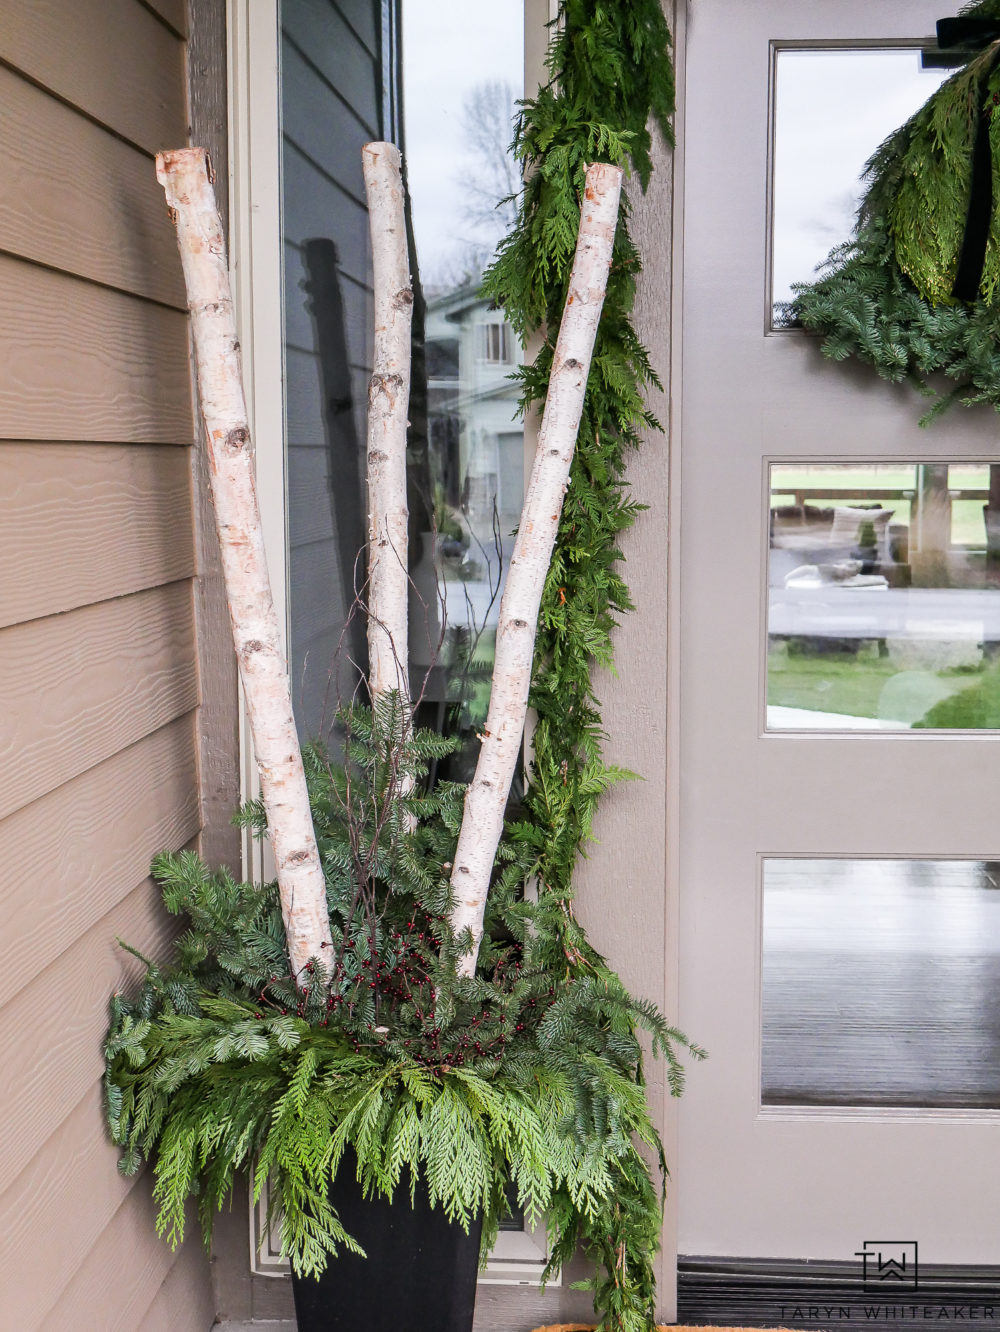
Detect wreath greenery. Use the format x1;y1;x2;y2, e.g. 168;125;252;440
787;0;1000;421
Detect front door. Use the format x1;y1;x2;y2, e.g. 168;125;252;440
677;0;1000;1308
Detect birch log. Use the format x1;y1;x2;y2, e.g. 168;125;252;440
449;161;624;978
363;142;413;706
156;148;333;983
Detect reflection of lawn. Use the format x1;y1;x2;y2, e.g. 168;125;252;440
767;646;1000;725
915;666;1000;728
768;649;900;721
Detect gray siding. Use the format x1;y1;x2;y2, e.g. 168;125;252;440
282;0;381;740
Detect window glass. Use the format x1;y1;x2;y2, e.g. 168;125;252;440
403;0;524;784
279;0;524;779
767;463;1000;730
771;49;948;320
279;0;382;738
762;858;1000;1109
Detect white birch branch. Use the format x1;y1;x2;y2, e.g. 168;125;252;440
156;148;333;985
363;142;413;709
448;161;624;978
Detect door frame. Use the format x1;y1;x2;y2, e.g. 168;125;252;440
670;0;1000;1311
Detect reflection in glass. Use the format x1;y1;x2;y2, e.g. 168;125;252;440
767;463;1000;730
772;50;947;318
279;0;389;739
403;0;525;785
278;0;524;781
762;859;1000;1109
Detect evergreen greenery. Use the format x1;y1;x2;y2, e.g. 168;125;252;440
785;0;1000;420
480;4;683;1321
484;0;673;978
106;708;702;1326
106;5;693;1328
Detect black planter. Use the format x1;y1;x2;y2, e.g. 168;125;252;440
290;1165;483;1332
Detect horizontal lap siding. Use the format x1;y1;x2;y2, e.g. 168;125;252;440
0;444;194;629
138;1233;219;1332
0;583;199;821
0;0;186;154
46;1184;187;1332
0;65;187;307
0;719;200;1009
0;877;188;1200
0;0;216;1326
0;1085;153;1327
0;257;192;442
144;0;189;38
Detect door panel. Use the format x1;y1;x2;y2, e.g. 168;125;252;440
678;0;1000;1265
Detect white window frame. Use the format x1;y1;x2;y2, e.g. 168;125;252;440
250;1185;553;1284
228;0;558;1287
478;319;513;364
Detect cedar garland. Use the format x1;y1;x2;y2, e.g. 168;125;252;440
479;5;683;1326
484;0;673;961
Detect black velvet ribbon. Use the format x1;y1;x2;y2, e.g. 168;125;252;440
937;18;1000;301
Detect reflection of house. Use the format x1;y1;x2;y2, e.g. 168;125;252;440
425;283;523;541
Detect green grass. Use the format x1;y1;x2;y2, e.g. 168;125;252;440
914;665;1000;728
767;644;1000;727
769;647;901;721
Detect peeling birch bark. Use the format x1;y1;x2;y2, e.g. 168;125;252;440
156;148;333;984
448;162;624;978
363;142;413;707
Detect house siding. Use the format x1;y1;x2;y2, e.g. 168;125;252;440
0;0;221;1326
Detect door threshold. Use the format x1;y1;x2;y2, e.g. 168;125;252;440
679;1256;1000;1331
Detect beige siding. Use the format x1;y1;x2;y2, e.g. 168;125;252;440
139;1235;219;1332
0;1;218;1326
0;444;194;630
45;1185;190;1332
0;65;188;307
0;0;187;154
0;258;192;442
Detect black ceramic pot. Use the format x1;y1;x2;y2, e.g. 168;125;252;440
290;1165;483;1332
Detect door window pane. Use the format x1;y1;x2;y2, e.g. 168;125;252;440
762;858;1000;1109
767;463;1000;730
771;49;947;320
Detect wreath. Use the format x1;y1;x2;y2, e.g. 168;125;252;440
786;0;1000;421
